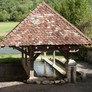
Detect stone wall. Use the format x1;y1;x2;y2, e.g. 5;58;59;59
0;61;28;82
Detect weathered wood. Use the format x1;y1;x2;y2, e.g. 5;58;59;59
32;45;78;51
33;53;41;61
59;50;69;59
21;47;24;59
53;51;56;77
14;47;29;56
53;51;55;64
59;49;70;81
42;57;66;75
25;53;27;66
44;52;47;76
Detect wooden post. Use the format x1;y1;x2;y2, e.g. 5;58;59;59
44;52;47;76
21;47;24;60
53;51;56;77
25;53;27;66
29;47;34;79
59;49;70;80
65;50;70;82
53;51;55;65
21;47;25;65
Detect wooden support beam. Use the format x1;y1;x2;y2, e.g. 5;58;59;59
25;53;27;66
33;53;41;61
53;51;55;65
53;51;56;77
44;52;47;76
59;50;69;59
21;47;24;59
65;50;69;75
32;45;78;51
13;47;29;56
59;49;70;79
29;48;34;78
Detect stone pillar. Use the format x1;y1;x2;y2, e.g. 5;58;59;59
68;59;77;83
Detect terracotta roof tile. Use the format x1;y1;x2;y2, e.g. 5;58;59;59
1;2;92;46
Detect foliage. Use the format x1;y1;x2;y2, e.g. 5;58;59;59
0;0;33;22
45;0;92;38
0;10;10;21
0;0;91;23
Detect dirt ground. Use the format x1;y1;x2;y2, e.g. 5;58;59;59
0;61;92;92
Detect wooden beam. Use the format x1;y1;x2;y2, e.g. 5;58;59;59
13;47;29;56
59;50;69;59
29;47;34;77
21;47;24;59
32;45;79;51
43;52;47;76
33;53;41;61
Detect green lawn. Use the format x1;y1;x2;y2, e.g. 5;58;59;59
0;54;21;59
0;54;21;63
0;22;19;33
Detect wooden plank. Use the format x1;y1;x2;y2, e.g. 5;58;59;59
55;58;66;71
55;58;66;64
42;57;66;75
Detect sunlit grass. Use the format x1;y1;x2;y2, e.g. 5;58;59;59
0;54;21;59
0;22;19;33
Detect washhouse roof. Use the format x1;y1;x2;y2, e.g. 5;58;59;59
0;2;92;47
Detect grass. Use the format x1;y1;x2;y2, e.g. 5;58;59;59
0;54;21;63
0;54;21;59
0;22;19;33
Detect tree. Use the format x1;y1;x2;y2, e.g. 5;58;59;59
52;0;91;27
45;0;92;33
0;10;10;21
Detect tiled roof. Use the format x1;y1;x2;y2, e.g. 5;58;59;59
0;2;92;46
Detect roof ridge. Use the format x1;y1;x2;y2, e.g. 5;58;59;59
42;2;92;43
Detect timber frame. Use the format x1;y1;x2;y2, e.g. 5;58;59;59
8;45;80;80
0;1;91;82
